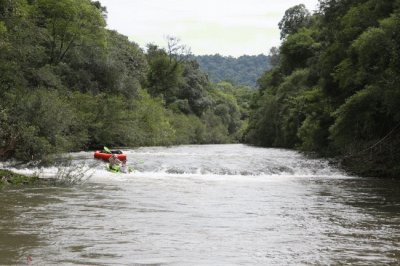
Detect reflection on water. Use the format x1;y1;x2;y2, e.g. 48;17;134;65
1;144;399;265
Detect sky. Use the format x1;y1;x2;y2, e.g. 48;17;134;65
98;0;320;57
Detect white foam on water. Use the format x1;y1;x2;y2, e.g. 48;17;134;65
0;144;355;184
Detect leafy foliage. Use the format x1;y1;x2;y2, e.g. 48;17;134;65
195;54;271;87
246;0;400;177
0;169;39;188
278;4;311;40
35;0;106;65
0;0;248;162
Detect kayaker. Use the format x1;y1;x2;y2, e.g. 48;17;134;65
120;160;129;173
109;154;122;172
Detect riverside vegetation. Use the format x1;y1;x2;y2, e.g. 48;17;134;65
246;0;400;177
0;0;253;165
0;169;38;188
0;161;93;188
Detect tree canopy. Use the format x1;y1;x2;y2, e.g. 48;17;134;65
246;0;400;177
278;4;311;40
194;54;271;88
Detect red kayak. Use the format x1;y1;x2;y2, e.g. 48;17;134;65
94;150;127;162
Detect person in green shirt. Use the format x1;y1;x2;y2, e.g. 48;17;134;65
108;154;122;172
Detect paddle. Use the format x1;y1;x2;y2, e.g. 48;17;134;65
104;146;112;154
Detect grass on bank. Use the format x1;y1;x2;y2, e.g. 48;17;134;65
1;161;93;189
0;169;39;188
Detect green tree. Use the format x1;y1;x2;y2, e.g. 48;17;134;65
1;88;81;161
280;28;317;74
278;4;310;40
177;60;211;116
146;44;182;102
91;30;148;97
35;0;106;65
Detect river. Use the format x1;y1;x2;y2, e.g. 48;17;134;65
1;144;399;265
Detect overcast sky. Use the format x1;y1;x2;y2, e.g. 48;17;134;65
98;0;320;57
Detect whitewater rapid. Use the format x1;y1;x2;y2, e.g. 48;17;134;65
1;144;399;265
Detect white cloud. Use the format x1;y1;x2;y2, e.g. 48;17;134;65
98;0;319;56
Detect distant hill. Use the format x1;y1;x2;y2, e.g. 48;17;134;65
194;54;271;88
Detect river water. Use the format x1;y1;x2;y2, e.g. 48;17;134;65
1;144;400;265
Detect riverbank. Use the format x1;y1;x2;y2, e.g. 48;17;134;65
340;155;400;179
0;169;39;189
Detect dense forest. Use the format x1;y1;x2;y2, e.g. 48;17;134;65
246;0;400;177
195;54;270;87
0;0;253;162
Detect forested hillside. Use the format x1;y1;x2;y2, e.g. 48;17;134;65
246;0;400;177
195;54;271;87
0;0;252;162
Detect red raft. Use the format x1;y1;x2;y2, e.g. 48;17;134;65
94;150;127;162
